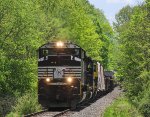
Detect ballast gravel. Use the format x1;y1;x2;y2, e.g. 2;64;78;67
32;87;122;117
69;87;122;117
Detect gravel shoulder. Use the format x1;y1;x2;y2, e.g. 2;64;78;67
70;87;122;117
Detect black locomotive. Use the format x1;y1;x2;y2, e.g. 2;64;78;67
38;41;114;109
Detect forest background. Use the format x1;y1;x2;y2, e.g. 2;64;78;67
0;0;149;116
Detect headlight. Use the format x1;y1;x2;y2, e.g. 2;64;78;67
46;78;50;82
56;41;64;47
67;77;72;83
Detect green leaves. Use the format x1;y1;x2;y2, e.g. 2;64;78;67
114;2;150;116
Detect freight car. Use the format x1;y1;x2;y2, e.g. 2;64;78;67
38;41;114;109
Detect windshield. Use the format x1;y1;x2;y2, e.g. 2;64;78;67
38;55;81;66
38;48;81;66
39;48;81;58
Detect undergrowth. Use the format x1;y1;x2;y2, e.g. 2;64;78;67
6;92;42;117
103;97;143;117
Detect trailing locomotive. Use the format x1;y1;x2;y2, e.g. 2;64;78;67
38;41;114;109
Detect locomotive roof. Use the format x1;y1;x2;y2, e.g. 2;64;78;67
38;41;95;61
38;41;82;49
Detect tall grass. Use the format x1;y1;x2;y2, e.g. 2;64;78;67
0;95;15;117
103;97;143;117
6;92;42;117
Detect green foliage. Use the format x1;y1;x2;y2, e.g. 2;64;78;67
107;35;120;71
113;5;133;31
103;97;143;117
6;59;37;94
0;0;43;96
138;83;150;117
113;1;150;116
6;92;42;116
139;99;150;117
0;95;15;117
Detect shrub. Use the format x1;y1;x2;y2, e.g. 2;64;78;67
6;92;42;116
139;100;150;117
138;88;150;117
103;97;143;117
6;112;19;117
0;95;15;117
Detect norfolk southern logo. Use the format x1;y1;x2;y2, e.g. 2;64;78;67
54;68;65;78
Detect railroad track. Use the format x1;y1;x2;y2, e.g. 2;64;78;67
24;92;110;117
24;109;70;117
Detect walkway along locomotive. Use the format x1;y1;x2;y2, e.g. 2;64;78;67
38;41;114;109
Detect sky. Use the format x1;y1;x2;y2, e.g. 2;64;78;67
88;0;144;25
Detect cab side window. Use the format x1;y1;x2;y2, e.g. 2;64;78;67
43;49;48;57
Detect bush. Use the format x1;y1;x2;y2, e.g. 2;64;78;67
6;92;42;117
103;97;143;117
138;88;150;117
6;113;19;117
0;95;15;117
139;100;150;117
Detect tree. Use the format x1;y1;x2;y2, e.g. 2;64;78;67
114;1;150;116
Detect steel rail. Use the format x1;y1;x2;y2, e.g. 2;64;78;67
53;109;70;117
24;109;48;117
24;109;70;117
